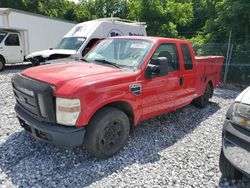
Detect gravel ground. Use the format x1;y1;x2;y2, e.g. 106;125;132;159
0;65;250;188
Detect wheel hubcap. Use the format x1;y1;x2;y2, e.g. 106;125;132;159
101;121;122;149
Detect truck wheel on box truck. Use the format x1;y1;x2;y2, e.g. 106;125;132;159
0;56;5;71
12;36;224;159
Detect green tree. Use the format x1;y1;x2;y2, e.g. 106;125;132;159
0;0;26;10
0;0;88;22
127;0;193;37
216;0;250;43
80;0;129;19
194;0;250;44
178;0;215;38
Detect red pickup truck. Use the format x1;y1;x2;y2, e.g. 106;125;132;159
12;36;224;159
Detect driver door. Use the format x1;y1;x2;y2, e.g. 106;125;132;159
141;43;182;119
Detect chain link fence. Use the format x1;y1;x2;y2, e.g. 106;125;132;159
193;43;250;87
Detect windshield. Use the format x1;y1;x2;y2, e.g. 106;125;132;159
0;32;7;43
56;37;86;50
84;38;153;69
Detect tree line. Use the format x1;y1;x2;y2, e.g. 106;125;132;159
1;0;250;46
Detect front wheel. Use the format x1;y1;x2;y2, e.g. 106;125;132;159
0;57;5;71
219;149;243;179
30;57;40;66
84;107;130;159
192;83;212;108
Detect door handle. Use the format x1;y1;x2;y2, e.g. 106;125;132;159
20;50;22;54
180;76;184;86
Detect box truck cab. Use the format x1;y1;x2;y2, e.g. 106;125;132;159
25;18;147;66
0;30;24;70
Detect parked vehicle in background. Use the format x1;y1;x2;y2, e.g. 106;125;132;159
25;18;147;66
220;86;250;179
12;36;224;159
0;8;75;71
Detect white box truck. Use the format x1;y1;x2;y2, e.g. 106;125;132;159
0;8;76;71
26;17;147;66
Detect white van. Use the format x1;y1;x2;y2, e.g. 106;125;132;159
26;17;147;65
0;8;75;71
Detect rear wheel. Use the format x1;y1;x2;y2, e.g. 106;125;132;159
0;57;5;71
192;83;212;108
219;149;243;179
84;107;130;159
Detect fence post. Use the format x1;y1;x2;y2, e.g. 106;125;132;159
224;45;234;83
224;30;232;84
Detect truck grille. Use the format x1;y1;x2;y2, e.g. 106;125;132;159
12;74;56;123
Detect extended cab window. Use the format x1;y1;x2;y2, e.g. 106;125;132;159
150;43;179;72
181;44;193;70
5;34;20;46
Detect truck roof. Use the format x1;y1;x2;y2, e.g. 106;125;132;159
64;18;147;38
110;36;189;43
95;17;146;27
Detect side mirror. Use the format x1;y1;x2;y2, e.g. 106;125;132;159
145;57;168;79
145;64;159;79
157;57;168;77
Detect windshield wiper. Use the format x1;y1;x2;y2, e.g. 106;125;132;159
94;59;120;69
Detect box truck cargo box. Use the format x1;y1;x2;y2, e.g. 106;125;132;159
26;18;147;66
0;8;76;71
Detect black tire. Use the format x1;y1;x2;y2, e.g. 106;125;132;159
219;149;243;179
0;57;5;71
84;107;130;159
192;83;212;108
30;58;40;66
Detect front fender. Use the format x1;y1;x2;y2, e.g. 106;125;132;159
75;89;142;127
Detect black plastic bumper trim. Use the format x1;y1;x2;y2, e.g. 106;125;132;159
15;105;86;147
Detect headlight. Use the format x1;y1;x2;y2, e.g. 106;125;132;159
56;97;81;126
232;103;250;129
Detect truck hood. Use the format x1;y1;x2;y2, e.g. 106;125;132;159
235;86;250;105
21;61;127;94
26;49;76;59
